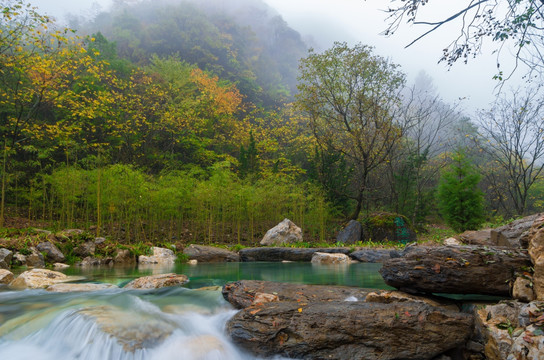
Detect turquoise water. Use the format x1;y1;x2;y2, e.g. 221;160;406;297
0;262;391;359
60;261;391;289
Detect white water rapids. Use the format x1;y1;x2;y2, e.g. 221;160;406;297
0;286;284;360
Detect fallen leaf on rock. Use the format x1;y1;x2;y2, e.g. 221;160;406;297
432;264;441;273
298;308;302;313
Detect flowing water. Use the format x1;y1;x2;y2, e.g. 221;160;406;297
0;262;390;359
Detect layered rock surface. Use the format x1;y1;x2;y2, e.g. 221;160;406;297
380;245;531;295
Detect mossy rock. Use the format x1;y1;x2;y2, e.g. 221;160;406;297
362;212;416;244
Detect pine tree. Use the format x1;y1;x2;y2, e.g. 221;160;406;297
437;149;485;232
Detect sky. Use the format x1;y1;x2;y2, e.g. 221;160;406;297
29;0;527;116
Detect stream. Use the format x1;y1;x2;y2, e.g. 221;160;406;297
0;262;389;359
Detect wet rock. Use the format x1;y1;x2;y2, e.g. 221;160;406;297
459;230;494;246
260;218;302;246
9;268;76;289
380;245;531;296
239;247;350;262
349;248;400;263
188;259;198;265
336;220;362;245
138;247;176;265
222;280;373;309
0;269;14;284
512;277;535;302
124;273;189;289
36;241;65;263
0;248;13;269
76;305;175;352
77;256;113;267
73;241;96;257
114;249;136;266
46;282;118;292
227;301;473;360
311;252;350;264
492;214;541;248
183;244;239;262
154;334;228;358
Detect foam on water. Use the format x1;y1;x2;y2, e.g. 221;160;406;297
0;287;283;360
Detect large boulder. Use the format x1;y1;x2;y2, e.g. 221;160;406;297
380;245;531;296
260;218;302;246
311;252;350;264
239;247;350;262
124;273;189;289
226;300;473;360
336;220;362;245
492;213;542;248
183;244;239;262
222;280;374;309
9;269;76;289
0;269;14;284
362;212;416;244
138;247;176;265
349;248;401;263
36;241;65;263
0;248;12;269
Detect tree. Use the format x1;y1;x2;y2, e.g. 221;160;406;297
437;149;485;232
296;42;409;220
476;87;544;216
383;0;544;79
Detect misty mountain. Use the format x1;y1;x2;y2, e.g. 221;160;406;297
81;0;308;106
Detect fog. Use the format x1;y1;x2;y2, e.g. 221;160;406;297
30;0;527;115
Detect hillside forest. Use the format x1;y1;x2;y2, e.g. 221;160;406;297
2;0;544;245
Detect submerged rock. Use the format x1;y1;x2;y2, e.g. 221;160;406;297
227;300;473;359
76;305;176;352
183;244;239;262
46;282;117;292
260;218;302;246
124;273;189;289
138;247;176;265
9;269;77;289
